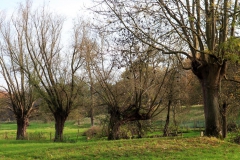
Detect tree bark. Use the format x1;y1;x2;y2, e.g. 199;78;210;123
136;121;143;138
108;108;121;140
163;100;171;137
54;113;67;141
16;117;29;140
221;102;228;138
90;108;94;126
193;60;223;137
201;79;221;137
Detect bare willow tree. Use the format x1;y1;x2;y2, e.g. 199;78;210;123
95;0;240;138
79;22;98;126
90;33;170;139
0;1;85;141
0;11;38;139
162;59;180;137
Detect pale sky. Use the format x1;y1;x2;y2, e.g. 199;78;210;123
0;0;96;41
0;0;96;86
0;0;94;19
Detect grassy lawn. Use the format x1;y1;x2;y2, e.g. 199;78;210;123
0;121;240;159
0;136;239;159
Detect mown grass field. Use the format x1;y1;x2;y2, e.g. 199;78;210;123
1;136;240;160
0;120;240;160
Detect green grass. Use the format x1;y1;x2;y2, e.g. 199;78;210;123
0;137;240;159
0;121;89;141
0;121;240;159
153;105;205;130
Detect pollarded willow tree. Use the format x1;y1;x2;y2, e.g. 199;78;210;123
0;47;38;140
96;0;240;137
1;1;85;141
90;34;171;139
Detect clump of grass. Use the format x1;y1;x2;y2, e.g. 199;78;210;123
232;135;240;144
83;125;106;139
228;130;240;144
27;132;47;141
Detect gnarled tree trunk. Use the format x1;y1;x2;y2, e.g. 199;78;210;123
16;116;29;140
192;59;226;137
54;113;67;141
108;108;121;140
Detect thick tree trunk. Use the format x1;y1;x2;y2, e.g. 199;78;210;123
108;121;121;140
54;113;67;141
163;100;171;137
108;108;121;140
201;78;221;137
16;117;29;140
193;60;224;138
